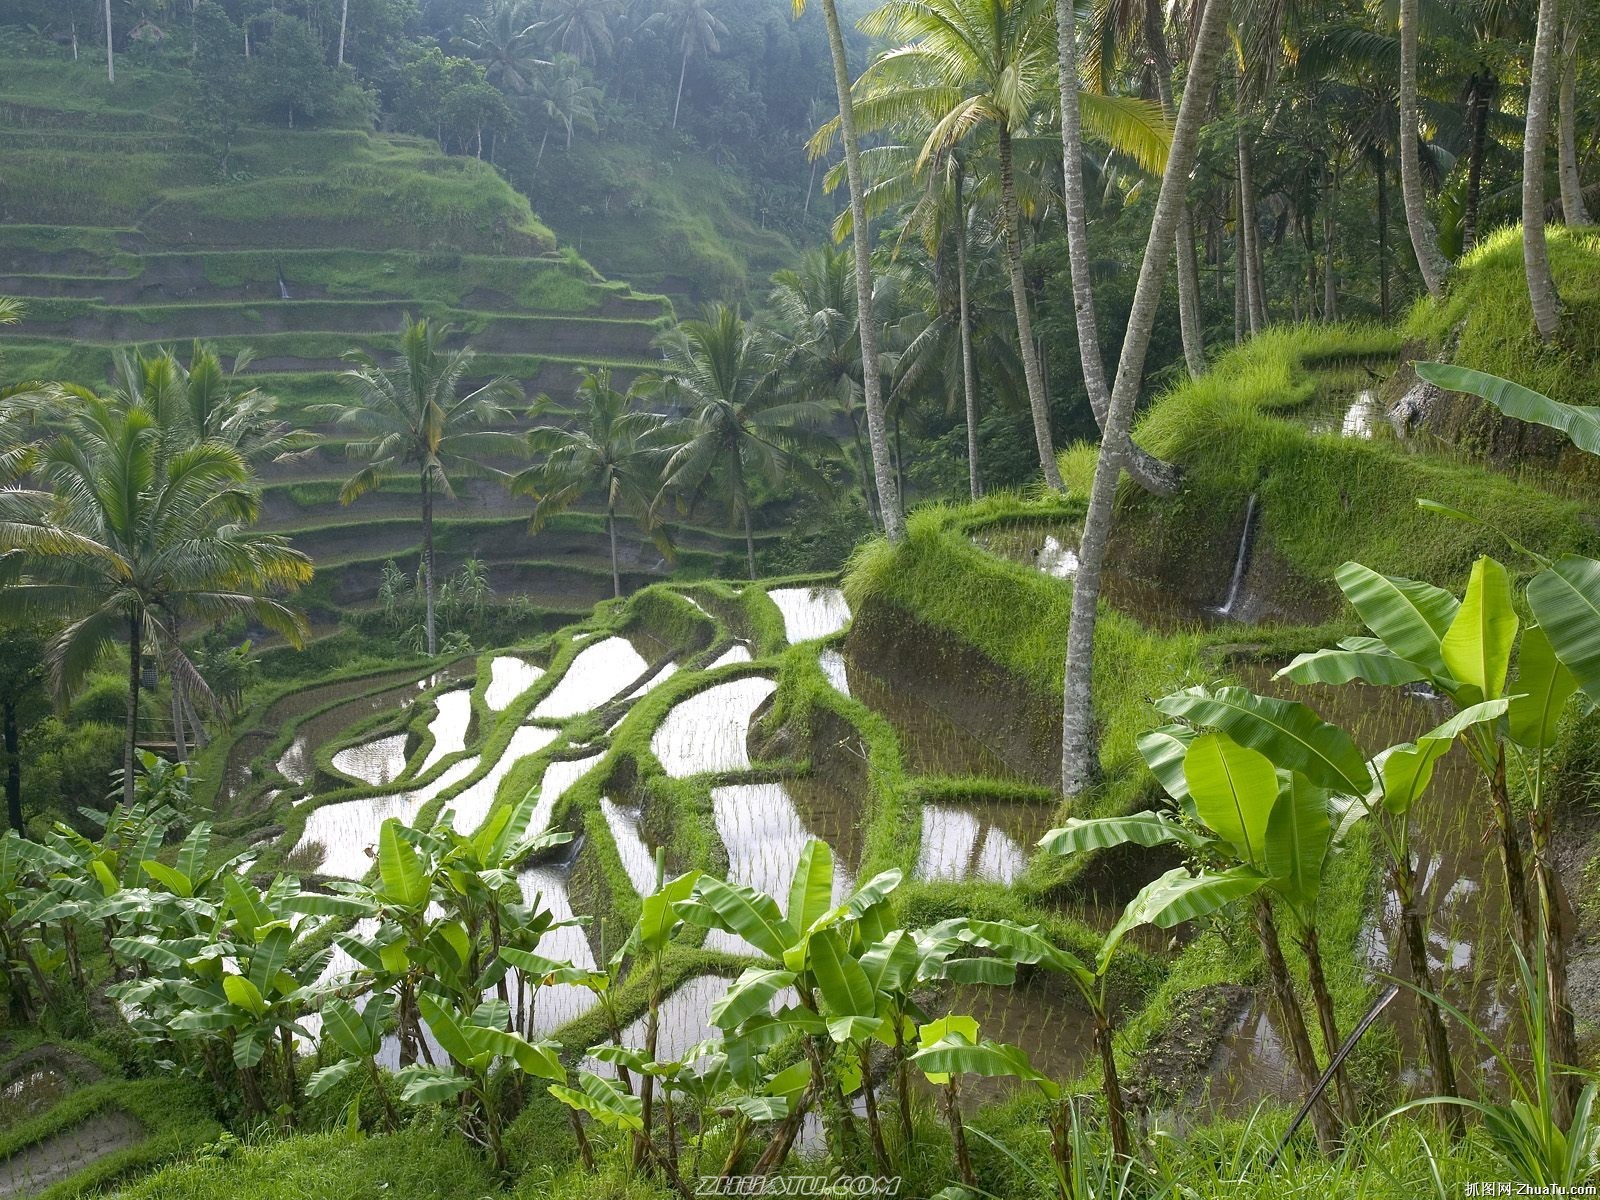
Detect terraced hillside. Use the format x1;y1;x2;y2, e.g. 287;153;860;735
0;56;774;630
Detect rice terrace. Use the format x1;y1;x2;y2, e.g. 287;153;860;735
0;0;1598;1197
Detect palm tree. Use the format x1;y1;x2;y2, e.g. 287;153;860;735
103;0;114;83
315;319;521;657
1558;4;1590;226
0;391;311;806
529;54;600;164
460;0;548;96
112;343;296;465
1061;0;1230;794
850;0;1168;493
768;244;884;522
536;0;619;66
1525;0;1564;340
793;0;904;544
509;368;672;599
1398;0;1451;297
645;0;729;130
649;306;832;579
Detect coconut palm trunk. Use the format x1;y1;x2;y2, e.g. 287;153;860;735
1237;131;1264;333
955;175;982;499
1054;0;1182;497
674;46;689;129
338;0;349;65
1398;0;1451;296
1062;0;1228;793
1463;76;1494;252
421;469;437;656
1525;0;1564;340
1558;11;1590;226
123;611;141;806
1143;0;1205;376
814;0;904;541
1322;162;1339;319
997;127;1065;491
104;0;114;82
607;503;621;598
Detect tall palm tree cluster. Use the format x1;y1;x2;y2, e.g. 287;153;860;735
0;340;312;807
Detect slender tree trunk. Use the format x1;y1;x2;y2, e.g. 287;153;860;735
337;0;348;66
816;0;903;542
1256;899;1341;1153
104;0;114;83
171;679;188;763
1062;0;1228;794
1054;0;1182;496
537;127;549;168
421;471;437;656
944;1079;977;1188
804;157;818;215
1301;926;1359;1126
124;611;142;807
1376;149;1392;323
1530;789;1581;1123
4;701;21;831
607;505;620;599
955;175;982;500
1392;850;1464;1131
1322;161;1339;320
1525;0;1564;339
1237;131;1264;334
998;126;1065;491
1144;0;1205;376
1234;184;1247;345
673;46;689;129
1463;76;1493;252
1094;1012;1130;1159
1399;0;1451;295
741;496;755;581
1558;9;1590;225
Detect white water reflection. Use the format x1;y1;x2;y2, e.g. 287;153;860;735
601;797;657;897
651;677;776;778
706;644;752;669
1037;535;1079;579
627;661;679;699
914;804;1029;884
704;782;850;956
768;587;851;643
444;726;561;834
588;975;796;1076
818;649;850;697
533;637;649;720
485;656;545;712
522;753;603;840
277;738;313;786
514;864;598;1035
330;734;409;787
416;689;473;774
294;756;480;879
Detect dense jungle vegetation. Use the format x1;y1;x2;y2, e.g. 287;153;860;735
0;0;1598;1196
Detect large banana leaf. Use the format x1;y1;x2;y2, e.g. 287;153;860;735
247;925;292;994
1507;624;1579;748
306;1058;359;1098
1528;555;1600;705
140;859;194;898
710;967;797;1030
1097;866;1265;975
914;1016;979;1085
687;876;793;962
1182;732;1278;867
378;820;428;909
418;991;479;1068
1276;647;1429;687
222;973;267;1019
321;996;381;1058
397;1064;474;1104
1158;685;1370;795
1136;724;1195;808
1263;773;1331;911
810;927;876;1023
633;870;700;954
1440;556;1518;704
1039;813;1212;857
858;930;921;995
175;823;211;884
911;1036;1057;1099
787;840;835;935
1414;362;1600;456
1334;562;1460;679
549;1073;643;1130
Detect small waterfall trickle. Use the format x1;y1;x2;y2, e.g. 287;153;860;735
276;262;292;300
1214;493;1259;617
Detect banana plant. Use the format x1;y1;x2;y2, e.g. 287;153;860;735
399;991;565;1172
1280;554;1587;1116
305;993;400;1128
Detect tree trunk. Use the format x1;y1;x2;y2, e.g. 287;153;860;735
955;174;982;500
1144;0;1205;376
337;0;349;66
1237;130;1264;333
537;126;549;169
1234;183;1247;344
421;471;437;656
1061;0;1228;794
1463;76;1493;252
1256;899;1342;1153
1322;161;1339;320
104;0;114;83
1094;1012;1130;1159
124;610;142;807
607;505;620;599
1399;0;1451;295
1524;0;1564;340
817;0;904;542
1530;790;1581;1124
741;496;756;581
1393;851;1464;1131
1301;926;1359;1125
1054;0;1182;497
1376;148;1392;323
998;126;1065;492
944;1079;977;1188
673;46;689;129
1558;9;1590;226
4;701;21;831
